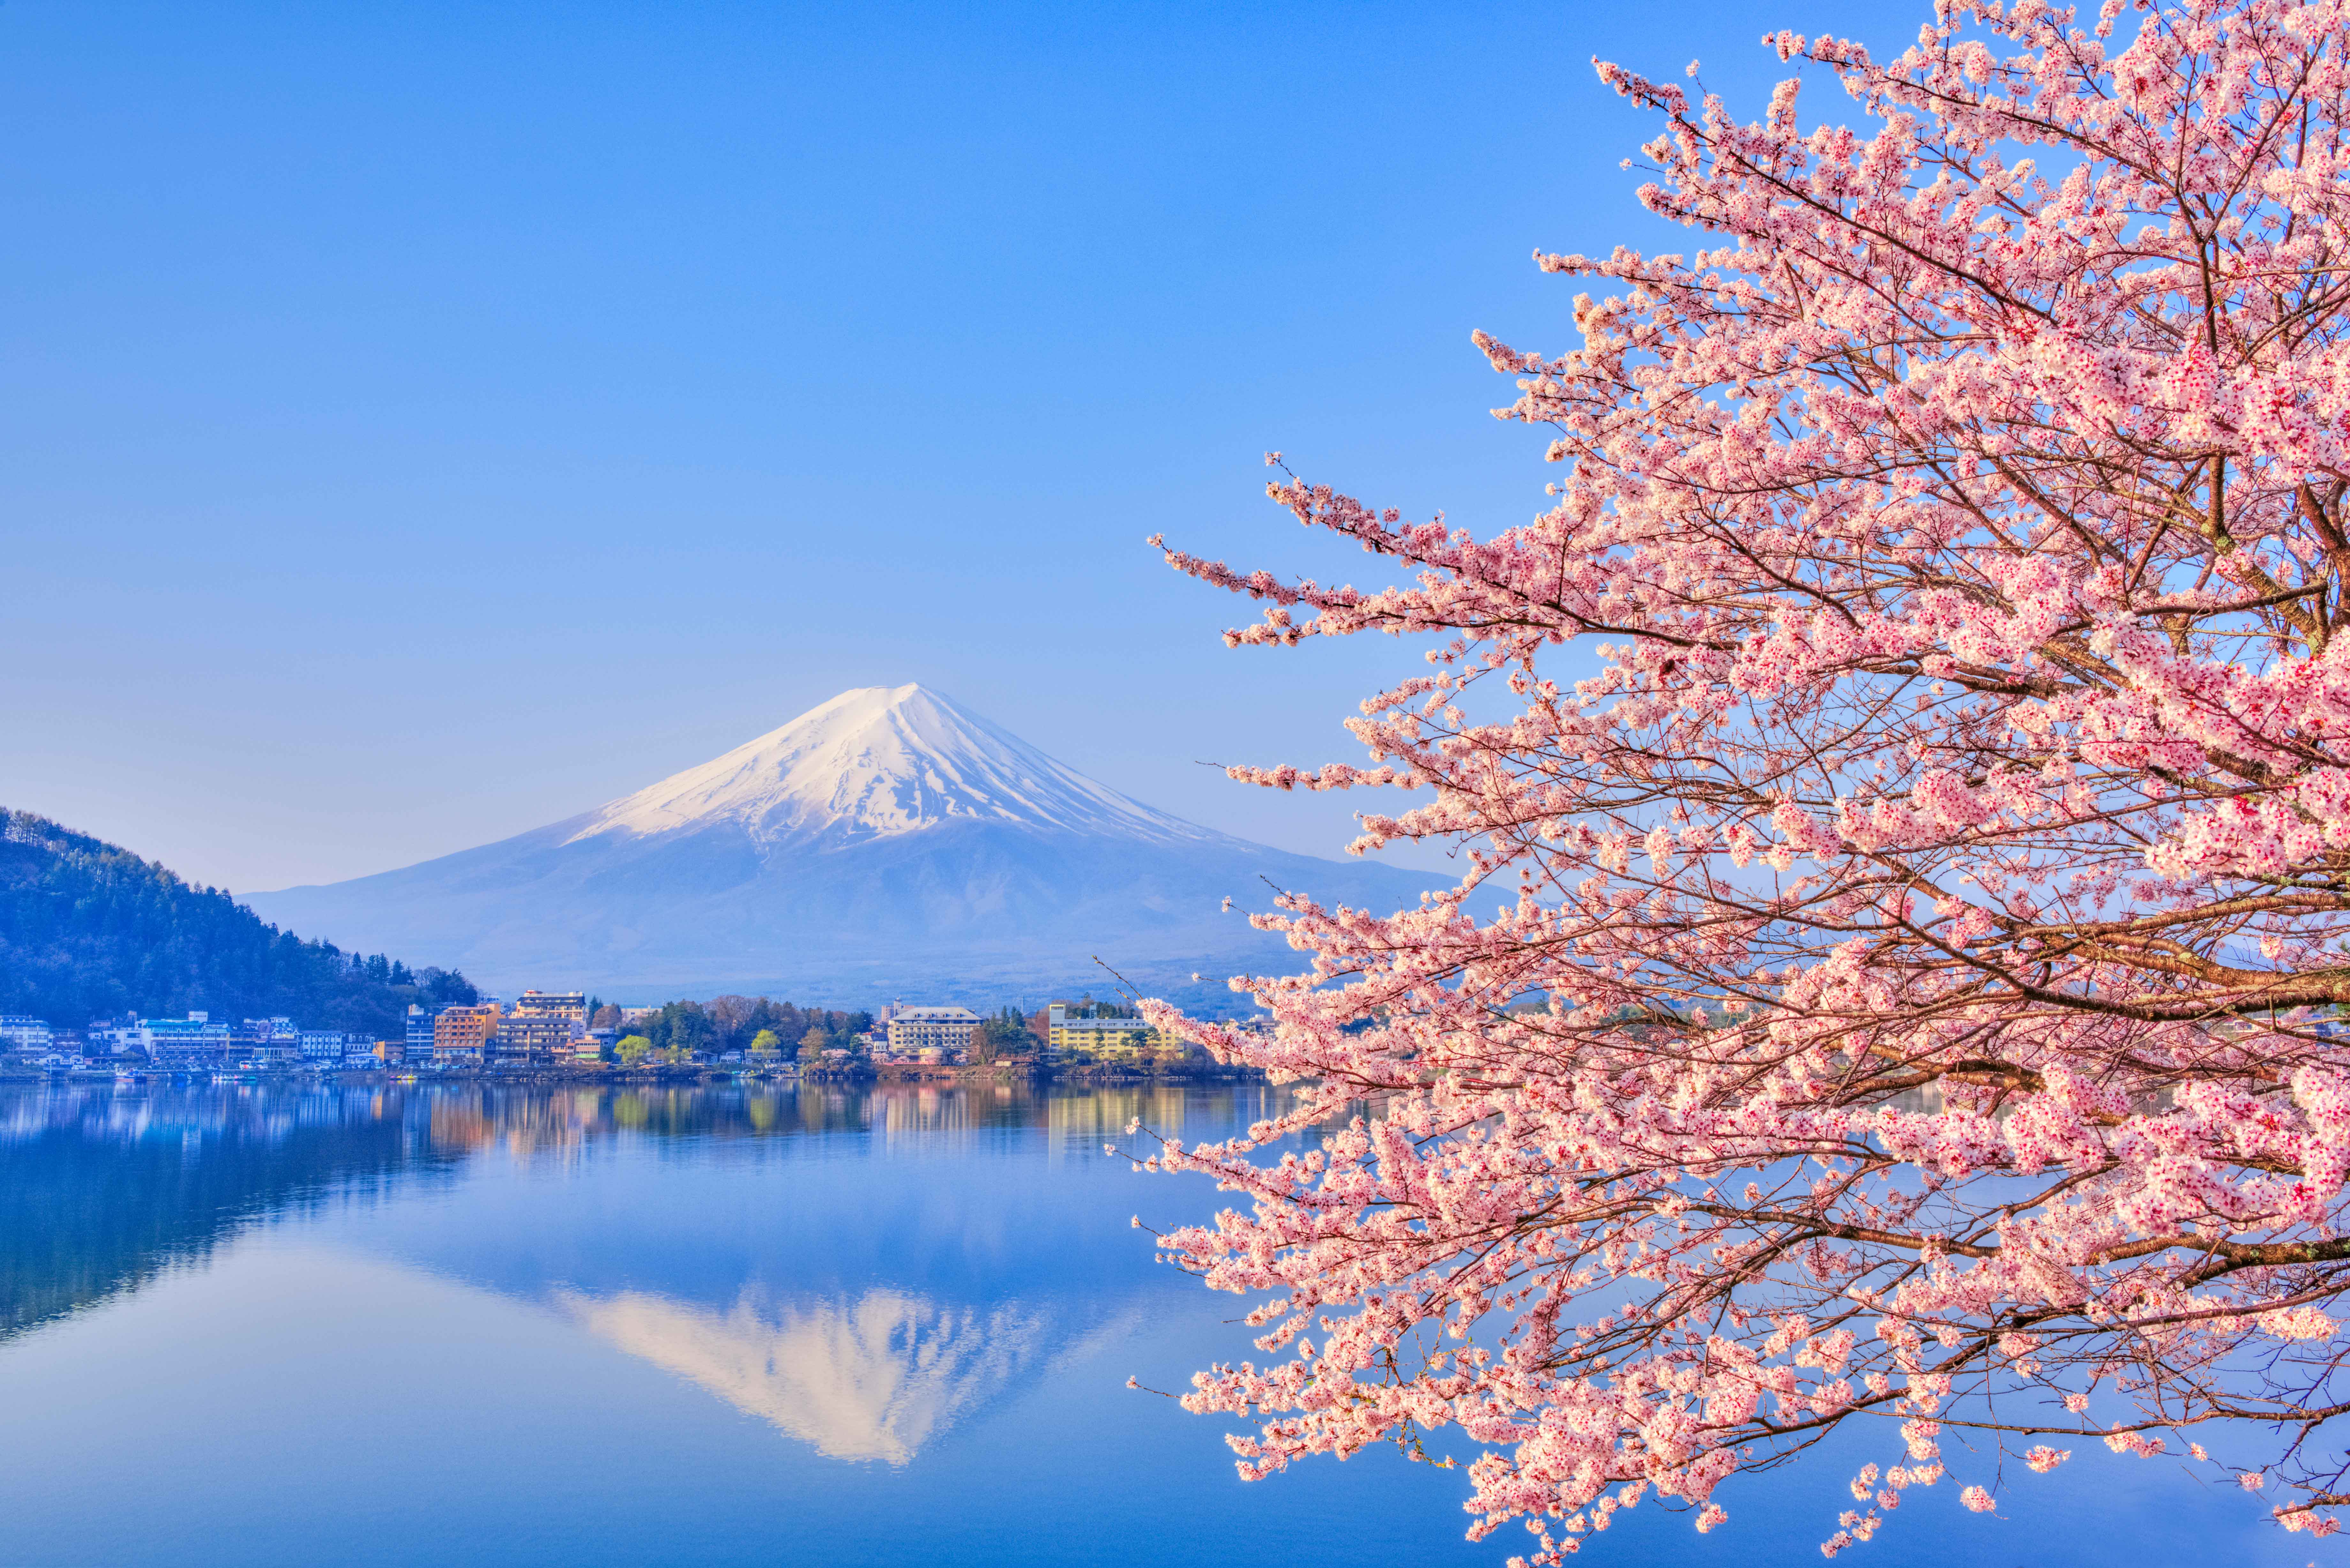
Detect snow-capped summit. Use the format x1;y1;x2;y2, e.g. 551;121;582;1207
570;685;1208;848
244;686;1437;1001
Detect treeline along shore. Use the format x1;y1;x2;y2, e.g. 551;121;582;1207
5;983;1264;1085
0;807;1266;1086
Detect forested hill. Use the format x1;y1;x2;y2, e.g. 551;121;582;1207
0;810;477;1038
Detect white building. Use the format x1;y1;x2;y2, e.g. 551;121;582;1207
0;1016;55;1051
136;1013;233;1060
299;1030;347;1061
512;991;589;1024
884;1006;982;1058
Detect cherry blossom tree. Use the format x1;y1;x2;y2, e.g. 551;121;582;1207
1138;0;2350;1557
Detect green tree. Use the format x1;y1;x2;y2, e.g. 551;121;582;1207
748;1028;782;1062
0;809;476;1038
976;1006;1031;1066
614;1034;653;1067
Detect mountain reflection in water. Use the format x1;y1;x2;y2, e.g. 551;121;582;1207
0;1076;1557;1568
0;1078;1284;1385
559;1285;1054;1464
0;1078;2291;1568
0;1079;1288;1332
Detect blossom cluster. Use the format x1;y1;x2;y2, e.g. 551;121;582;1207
1144;1;2350;1558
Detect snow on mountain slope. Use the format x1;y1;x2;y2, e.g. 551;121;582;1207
241;685;1439;1002
569;685;1214;849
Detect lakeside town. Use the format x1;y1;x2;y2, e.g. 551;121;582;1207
0;991;1261;1083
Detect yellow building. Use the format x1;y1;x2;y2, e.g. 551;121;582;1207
1046;1002;1175;1063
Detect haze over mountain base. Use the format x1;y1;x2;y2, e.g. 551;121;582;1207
243;686;1438;1006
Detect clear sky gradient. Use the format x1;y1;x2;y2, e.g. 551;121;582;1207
5;0;1893;895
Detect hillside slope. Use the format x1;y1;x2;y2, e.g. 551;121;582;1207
0;810;477;1035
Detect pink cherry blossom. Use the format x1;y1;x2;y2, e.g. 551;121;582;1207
1141;0;2350;1558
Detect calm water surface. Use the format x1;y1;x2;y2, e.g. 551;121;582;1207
0;1082;2316;1566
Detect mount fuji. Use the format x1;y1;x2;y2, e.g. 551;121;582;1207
241;685;1439;1004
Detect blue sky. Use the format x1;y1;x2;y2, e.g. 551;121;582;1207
4;0;1893;893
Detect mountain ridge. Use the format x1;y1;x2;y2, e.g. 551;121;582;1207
0;808;479;1035
243;685;1438;1005
566;684;1221;851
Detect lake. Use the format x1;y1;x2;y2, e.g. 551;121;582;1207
0;1081;2317;1566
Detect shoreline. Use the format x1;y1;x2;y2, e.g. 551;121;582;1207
0;1061;1265;1088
